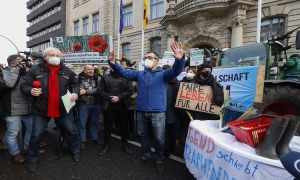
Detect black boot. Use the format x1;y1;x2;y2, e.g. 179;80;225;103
276;115;300;156
99;144;109;156
122;142;133;155
256;116;289;159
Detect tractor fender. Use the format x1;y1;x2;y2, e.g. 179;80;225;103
254;81;300;116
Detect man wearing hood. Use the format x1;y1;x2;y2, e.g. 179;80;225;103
107;42;185;174
96;60;134;156
21;47;80;173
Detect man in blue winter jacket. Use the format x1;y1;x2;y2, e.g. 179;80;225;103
108;42;185;173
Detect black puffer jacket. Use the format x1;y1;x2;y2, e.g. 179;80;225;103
1;66;33;116
97;71;133;111
20;59;79;116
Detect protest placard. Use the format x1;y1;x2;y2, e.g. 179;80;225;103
175;83;229;115
190;49;204;66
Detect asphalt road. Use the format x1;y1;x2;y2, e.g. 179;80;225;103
0;119;195;180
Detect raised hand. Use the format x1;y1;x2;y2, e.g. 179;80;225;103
170;42;184;60
109;51;115;65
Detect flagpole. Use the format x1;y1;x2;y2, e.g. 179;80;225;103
118;0;123;60
256;0;262;43
141;23;144;59
118;33;120;60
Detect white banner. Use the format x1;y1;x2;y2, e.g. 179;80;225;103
185;120;294;180
62;52;108;62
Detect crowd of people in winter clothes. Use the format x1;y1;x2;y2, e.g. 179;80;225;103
0;42;226;174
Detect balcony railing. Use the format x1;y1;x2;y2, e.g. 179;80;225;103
174;0;230;14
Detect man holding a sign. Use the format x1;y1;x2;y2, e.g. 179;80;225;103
176;63;224;120
108;42;185;174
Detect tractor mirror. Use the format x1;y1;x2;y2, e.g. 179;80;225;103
296;30;300;49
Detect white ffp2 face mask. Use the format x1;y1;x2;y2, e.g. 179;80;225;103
48;57;60;66
186;72;194;78
144;59;154;68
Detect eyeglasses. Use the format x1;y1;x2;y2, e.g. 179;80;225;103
142;56;158;61
47;54;61;58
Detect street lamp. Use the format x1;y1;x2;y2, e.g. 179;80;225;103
0;35;20;67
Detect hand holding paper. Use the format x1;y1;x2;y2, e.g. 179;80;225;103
61;90;76;113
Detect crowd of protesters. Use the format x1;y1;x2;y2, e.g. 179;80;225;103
0;42;225;174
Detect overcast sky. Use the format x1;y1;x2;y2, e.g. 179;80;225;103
0;1;29;66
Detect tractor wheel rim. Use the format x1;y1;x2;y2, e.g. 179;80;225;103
261;101;297;116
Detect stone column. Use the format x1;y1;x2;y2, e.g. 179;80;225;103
230;17;245;48
167;34;176;51
231;25;243;48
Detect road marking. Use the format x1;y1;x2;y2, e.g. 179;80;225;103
111;134;186;164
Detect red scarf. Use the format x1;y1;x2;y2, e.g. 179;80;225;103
45;62;61;118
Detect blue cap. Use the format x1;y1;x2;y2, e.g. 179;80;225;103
280;151;300;179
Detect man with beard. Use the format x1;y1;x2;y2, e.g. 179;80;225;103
21;47;80;173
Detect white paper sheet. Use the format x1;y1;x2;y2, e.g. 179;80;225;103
61;90;75;113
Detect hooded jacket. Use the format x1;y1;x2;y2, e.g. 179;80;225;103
97;71;133;111
110;56;185;112
1;66;33;116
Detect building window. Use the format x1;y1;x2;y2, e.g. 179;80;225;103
74;21;79;36
150;0;163;19
92;13;99;33
261;17;285;42
122;43;131;60
83;17;89;35
75;0;79;5
58;4;61;11
123;5;132;27
150;37;161;58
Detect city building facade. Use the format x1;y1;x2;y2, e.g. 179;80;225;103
65;0;300;69
26;0;66;52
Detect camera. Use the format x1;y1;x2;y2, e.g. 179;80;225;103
22;58;33;68
19;51;34;68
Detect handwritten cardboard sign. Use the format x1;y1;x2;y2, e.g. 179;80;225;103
175;82;228;115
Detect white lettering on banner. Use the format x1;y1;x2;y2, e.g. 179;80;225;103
185;126;259;180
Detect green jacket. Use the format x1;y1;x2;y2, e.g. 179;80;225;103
283;57;300;80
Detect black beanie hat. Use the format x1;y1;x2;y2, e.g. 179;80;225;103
197;63;212;73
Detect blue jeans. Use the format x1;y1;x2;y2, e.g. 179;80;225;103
28;112;79;162
137;111;165;163
4;114;33;155
78;103;100;141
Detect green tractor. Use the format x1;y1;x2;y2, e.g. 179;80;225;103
213;27;300;116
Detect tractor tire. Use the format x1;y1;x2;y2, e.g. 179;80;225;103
254;84;300;116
